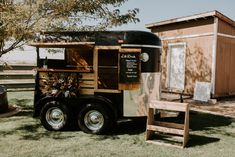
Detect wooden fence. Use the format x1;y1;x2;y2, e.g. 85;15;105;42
0;64;36;91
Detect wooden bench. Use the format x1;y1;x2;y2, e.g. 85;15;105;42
146;100;189;148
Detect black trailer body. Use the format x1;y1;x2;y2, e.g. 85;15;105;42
31;31;161;134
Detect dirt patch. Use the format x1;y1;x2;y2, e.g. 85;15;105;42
161;93;235;119
189;99;235;118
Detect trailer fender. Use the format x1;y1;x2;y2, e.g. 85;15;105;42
33;96;59;117
78;96;117;121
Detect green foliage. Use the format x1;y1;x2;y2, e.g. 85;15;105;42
0;0;139;57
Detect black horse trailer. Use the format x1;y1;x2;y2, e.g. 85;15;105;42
31;31;161;134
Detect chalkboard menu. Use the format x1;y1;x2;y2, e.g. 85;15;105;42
119;53;140;83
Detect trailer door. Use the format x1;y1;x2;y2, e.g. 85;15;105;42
118;49;144;116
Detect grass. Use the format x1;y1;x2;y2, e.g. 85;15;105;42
0;91;235;157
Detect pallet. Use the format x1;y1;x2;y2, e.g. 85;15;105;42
146;100;189;148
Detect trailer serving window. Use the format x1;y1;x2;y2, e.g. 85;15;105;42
97;49;119;90
66;47;93;72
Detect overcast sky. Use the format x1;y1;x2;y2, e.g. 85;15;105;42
113;0;235;31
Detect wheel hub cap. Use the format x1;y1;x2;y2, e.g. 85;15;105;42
84;110;104;131
46;107;65;129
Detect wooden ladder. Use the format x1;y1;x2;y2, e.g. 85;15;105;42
146;100;189;148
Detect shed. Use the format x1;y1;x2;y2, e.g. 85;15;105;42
146;10;235;98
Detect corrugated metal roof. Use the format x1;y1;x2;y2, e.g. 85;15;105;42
146;10;235;28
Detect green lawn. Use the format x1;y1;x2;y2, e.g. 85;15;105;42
0;92;235;157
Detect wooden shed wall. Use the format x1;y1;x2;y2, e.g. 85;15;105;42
218;19;235;35
151;18;214;95
152;18;214;38
214;19;235;97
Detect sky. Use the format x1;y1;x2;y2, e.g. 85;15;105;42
114;0;235;31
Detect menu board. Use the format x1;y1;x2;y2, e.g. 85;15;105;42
119;53;140;83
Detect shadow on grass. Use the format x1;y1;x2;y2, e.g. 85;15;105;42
0;121;76;141
9;98;33;109
95;112;234;147
107;112;234;135
187;134;220;147
1;109;76;141
15;109;33;117
189;112;234;131
113;117;147;135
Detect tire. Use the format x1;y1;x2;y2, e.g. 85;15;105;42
78;103;113;134
40;101;69;131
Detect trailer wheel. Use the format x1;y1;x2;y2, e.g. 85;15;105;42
40;101;69;131
78;103;112;134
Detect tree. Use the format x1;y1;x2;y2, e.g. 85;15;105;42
0;0;139;57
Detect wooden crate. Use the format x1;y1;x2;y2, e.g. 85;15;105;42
146;100;189;148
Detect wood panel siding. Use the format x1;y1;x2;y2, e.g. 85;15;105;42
159;36;213;94
214;18;235;97
79;73;95;95
152;18;214;39
215;36;235;96
218;19;235;36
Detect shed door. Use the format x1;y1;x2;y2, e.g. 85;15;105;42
168;43;186;91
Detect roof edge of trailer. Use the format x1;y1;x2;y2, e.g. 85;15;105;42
145;10;235;28
29;31;161;48
29;41;95;48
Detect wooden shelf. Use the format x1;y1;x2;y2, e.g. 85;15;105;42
146;100;190;148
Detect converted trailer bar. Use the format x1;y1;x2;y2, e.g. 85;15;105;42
31;31;161;134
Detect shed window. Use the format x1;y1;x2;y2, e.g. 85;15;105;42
167;43;186;91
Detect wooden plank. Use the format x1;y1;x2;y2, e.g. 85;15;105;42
218;33;235;39
94;89;121;93
38;69;93;73
93;48;98;91
79;80;94;88
146;140;184;149
211;17;218;95
0;70;35;75
146;108;155;140
94;46;120;50
146;11;217;28
183;105;190;147
80;73;94;80
119;48;141;53
119;83;140;90
0;79;35;84
147;108;154;125
79;89;94;95
154;121;184;130
147;125;184;136
149;100;188;112
160;32;213;41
